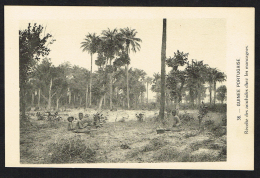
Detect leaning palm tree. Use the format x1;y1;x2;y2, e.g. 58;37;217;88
80;33;100;107
120;27;142;109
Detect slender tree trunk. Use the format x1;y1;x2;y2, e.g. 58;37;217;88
69;88;71;105
98;94;105;110
104;93;106;107
190;89;194;107
38;88;41;108
209;82;212;104
135;95;138;109
48;78;52;110
159;18;167;120
79;96;82;106
73;93;76;106
126;64;130;109
90;53;93;106
20;86;26;119
213;81;216;105
198;83;201;108
109;59;113;110
147;82;149;104
86;84;88;109
56;98;60;111
31;92;34;106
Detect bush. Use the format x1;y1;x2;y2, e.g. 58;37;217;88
153;146;180;162
179;112;194;123
203;120;215;130
47;136;96;163
141;138;167;152
211;125;226;137
206;104;226;113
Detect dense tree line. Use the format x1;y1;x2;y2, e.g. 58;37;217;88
25;59;148;111
19;23;226;119
151;50;227;110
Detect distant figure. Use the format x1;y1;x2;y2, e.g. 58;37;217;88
171;110;181;127
198;101;208;128
93;113;102;128
136;113;144;122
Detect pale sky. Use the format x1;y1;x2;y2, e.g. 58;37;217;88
19;18;226;77
20;18;226;99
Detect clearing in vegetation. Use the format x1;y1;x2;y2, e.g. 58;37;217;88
20;108;226;164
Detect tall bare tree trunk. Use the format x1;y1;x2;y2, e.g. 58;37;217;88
159;18;167;120
98;94;105;110
56;98;60;111
79;96;82;107
31;92;34;106
198;83;201;108
213;81;216;105
73;93;76;106
110;73;113;110
104;93;106;106
209;82;212;104
38;88;41;108
85;84;88;109
147;82;149;104
90;53;93;106
48;78;52;110
109;59;113;110
126;64;130;109
69;88;71;105
20;86;26;119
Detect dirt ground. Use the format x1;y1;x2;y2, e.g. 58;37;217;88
20;109;227;163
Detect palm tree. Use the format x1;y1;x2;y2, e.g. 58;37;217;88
81;33;100;107
120;27;142;109
186;60;208;107
100;28;124;110
212;70;226;105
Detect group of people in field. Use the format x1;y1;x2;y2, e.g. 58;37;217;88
67;112;101;133
67;101;207;133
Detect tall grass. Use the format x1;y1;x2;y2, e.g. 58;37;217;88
47;136;97;163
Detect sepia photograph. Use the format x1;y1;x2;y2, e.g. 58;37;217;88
5;7;254;169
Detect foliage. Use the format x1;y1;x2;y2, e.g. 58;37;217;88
81;33;101;55
19;23;55;83
166;50;188;70
19;23;55;118
47;136;96;163
216;85;227;103
206;104;227;113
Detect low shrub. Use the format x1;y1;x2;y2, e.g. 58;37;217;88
47;136;96;163
140;137;167;152
206;104;227;113
153;146;180;162
179;112;195;123
203;120;215;130
211;125;226;137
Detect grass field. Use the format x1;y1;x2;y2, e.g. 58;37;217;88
20;109;226;163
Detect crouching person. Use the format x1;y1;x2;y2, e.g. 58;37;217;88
73;113;90;133
171;110;181;127
67;117;74;131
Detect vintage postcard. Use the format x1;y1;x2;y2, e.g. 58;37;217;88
5;6;254;170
